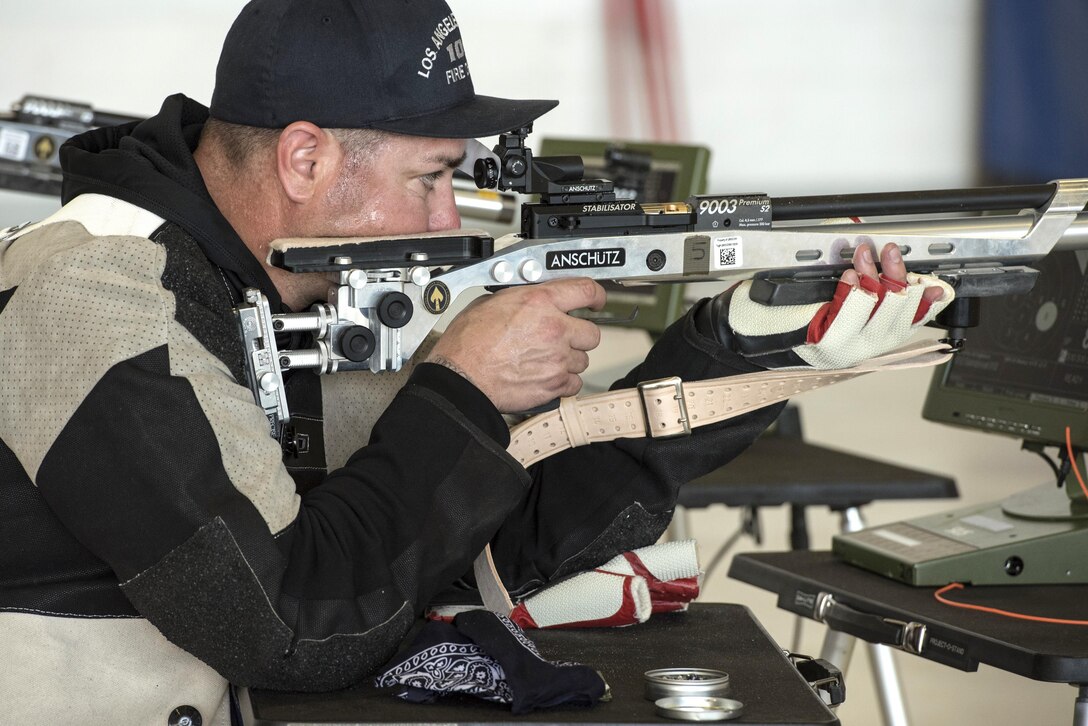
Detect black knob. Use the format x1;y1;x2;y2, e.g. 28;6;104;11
646;249;667;272
1004;556;1024;577
339;326;375;362
474;158;499;189
378;292;413;329
168;705;202;726
504;156;527;177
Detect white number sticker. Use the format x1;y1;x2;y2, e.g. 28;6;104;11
711;236;743;269
0;128;30;161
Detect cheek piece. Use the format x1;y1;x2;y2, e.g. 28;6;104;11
695;272;956;370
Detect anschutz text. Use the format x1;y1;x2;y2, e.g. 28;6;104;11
545;249;626;270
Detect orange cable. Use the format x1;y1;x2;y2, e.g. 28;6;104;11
1066;426;1088;501
934;583;1088;625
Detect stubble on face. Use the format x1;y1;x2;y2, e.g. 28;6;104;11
319;134;466;238
278;134;466;308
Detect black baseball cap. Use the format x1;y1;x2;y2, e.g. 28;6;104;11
210;0;558;138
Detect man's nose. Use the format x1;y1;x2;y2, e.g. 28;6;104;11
428;185;461;231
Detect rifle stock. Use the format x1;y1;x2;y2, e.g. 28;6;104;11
235;126;1088;432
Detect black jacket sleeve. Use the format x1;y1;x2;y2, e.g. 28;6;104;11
487;299;784;595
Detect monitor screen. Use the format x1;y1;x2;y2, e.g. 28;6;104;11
922;248;1088;449
537;137;710;336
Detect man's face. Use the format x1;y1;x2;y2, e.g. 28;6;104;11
318;134;466;238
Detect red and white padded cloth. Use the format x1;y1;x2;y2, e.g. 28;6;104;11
507;540;701;629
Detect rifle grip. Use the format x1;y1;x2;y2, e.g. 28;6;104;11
748;276;840;306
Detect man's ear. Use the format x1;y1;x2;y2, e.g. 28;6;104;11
276;121;339;203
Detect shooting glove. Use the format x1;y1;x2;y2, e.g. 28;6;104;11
505;541;701;629
695;272;955;370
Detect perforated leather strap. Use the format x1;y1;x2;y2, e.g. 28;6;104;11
474;340;954;614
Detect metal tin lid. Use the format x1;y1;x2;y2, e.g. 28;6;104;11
654;696;745;722
643;668;732;701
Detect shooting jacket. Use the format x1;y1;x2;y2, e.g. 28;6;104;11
0;94;781;725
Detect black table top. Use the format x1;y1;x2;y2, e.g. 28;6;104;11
242;603;839;725
678;437;957;510
729;550;1088;683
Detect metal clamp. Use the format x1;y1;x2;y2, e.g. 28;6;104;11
883;617;928;655
236;288;289;434
814;592;927;656
0;220;32;242
787;652;846;707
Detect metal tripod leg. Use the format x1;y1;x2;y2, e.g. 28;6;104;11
818;506;910;726
1075;684;1088;726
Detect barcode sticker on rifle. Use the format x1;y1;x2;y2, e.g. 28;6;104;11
712;236;742;270
0;128;30;161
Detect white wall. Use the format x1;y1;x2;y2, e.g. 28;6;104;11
6;3;1070;723
451;1;978;193
1;0;979;197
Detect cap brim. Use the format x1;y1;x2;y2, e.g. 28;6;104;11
367;96;558;138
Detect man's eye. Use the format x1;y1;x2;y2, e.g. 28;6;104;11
420;171;443;188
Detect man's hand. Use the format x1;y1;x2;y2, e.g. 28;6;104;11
427;278;606;412
697;241;955;369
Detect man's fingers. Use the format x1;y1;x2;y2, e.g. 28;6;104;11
568;317;602;352
923;285;945;302
539;277;608;313
568;349;591;375
848;242;909;291
431;278;608;412
852;242;878;279
879;242;907;283
555;372;584;399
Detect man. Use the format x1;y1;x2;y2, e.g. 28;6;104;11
0;0;949;723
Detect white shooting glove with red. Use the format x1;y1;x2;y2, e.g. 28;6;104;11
594;540;700;614
695;272;955;370
508;570;652;629
506;541;701;629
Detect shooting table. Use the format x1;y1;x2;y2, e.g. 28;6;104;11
728;551;1088;725
676;435;958;524
668;424;958;726
240;603;839;725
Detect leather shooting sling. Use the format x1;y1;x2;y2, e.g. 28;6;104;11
473;339;954;614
